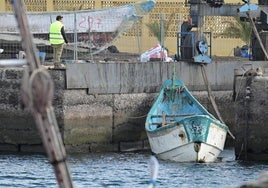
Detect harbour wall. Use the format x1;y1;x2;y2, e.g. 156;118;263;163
234;70;268;161
0;60;267;154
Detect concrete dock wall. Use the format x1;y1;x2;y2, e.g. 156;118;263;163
0;61;266;154
234;71;268;161
65;61;267;92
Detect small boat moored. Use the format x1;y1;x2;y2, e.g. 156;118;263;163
145;78;229;163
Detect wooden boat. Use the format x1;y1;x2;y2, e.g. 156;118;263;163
145;78;229;163
0;0;155;54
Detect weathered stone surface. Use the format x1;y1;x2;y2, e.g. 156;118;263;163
64;117;113;145
234;75;268;160
0;144;18;152
65;142;119;153
113;93;153;142
20;144;45;153
0;62;260;154
63;91;114;145
5;69;23;79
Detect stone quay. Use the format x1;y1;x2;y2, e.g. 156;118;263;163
0;60;267;160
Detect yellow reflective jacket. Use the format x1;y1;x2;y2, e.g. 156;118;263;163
49;21;64;44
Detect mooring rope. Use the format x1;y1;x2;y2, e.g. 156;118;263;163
11;1;74;187
200;64;235;139
127;114;148;119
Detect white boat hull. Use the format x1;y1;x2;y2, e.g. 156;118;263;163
157;142;222;163
147;122;227;163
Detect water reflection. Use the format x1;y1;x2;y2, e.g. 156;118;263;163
0;149;267;188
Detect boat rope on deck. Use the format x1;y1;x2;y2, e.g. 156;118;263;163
200;64;235;140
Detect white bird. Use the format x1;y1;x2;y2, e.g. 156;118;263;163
148;156;159;188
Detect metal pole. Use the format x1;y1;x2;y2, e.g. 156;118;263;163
177;15;182;59
136;21;141;55
74;12;78;61
160;14;165;50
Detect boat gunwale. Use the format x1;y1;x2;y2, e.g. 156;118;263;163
145;79;229;133
146;114;228;134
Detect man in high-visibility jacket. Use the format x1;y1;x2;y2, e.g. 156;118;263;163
49;15;69;68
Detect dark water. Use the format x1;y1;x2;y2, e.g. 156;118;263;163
0;148;267;188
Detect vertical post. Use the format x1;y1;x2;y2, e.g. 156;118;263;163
191;32;194;58
177;15;182;60
136;21;141;55
160;14;165;50
160;14;166;62
209;32;212;58
88;14;93;61
74;12;78;61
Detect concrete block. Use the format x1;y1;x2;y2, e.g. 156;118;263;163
0;144;18;152
20;144;45;153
